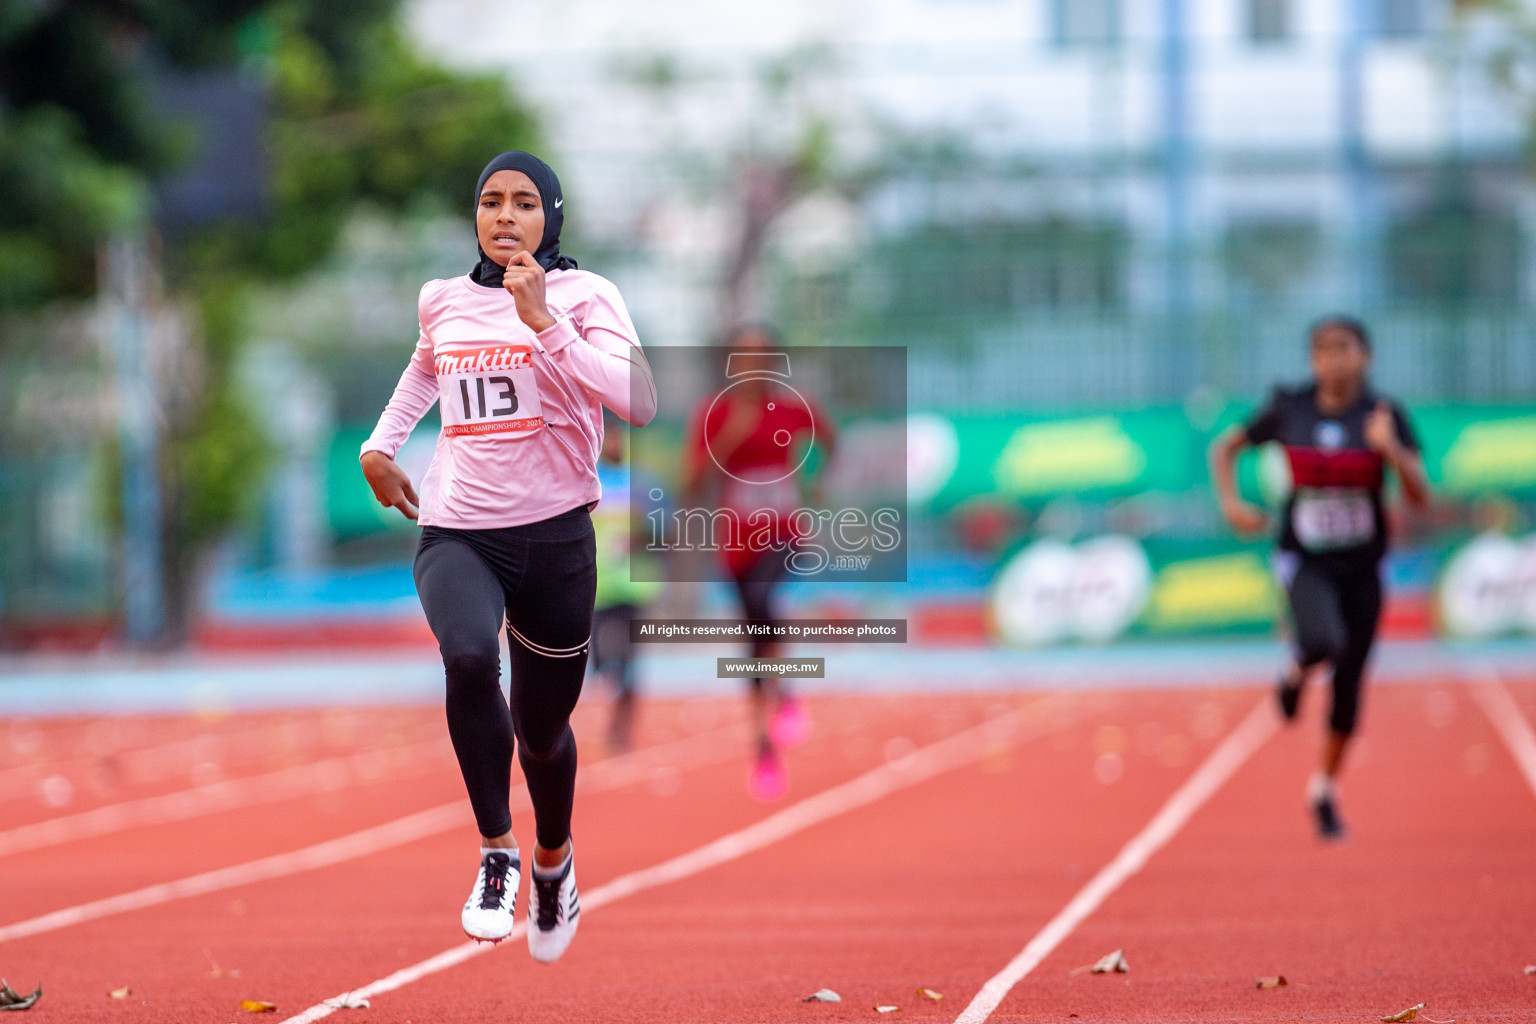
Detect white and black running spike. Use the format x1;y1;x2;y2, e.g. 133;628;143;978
527;851;580;963
462;849;520;943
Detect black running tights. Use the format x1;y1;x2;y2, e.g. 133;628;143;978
414;509;596;849
1285;555;1382;738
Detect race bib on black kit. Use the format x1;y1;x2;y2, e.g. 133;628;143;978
434;344;544;438
1292;487;1375;551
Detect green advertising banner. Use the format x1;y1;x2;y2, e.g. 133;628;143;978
1137;543;1280;636
926;409;1200;511
918;403;1536;513
1415;408;1536;496
986;534;1281;647
326;403;1536;544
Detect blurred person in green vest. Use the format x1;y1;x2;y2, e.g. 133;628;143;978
591;412;665;751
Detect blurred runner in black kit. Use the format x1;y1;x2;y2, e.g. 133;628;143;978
1210;316;1429;840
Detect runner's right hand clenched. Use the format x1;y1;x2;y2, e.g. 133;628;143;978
361;450;420;520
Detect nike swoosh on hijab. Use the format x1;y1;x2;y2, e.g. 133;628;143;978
470;151;576;286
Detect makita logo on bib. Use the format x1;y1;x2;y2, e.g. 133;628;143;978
434;345;534;377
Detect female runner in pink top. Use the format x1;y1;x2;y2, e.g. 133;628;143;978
360;151;654;962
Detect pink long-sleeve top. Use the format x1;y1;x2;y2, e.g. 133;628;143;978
361;269;655;529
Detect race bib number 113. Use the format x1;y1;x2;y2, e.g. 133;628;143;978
435;345;544;438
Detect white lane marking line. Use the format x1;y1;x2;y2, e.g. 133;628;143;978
0;709;749;859
0;701;612;807
0;716;435;806
0;739;454;858
1465;669;1536;802
952;697;1278;1024
0;804;466;945
0;723;743;945
279;698;1067;1024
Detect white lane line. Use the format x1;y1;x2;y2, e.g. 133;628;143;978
0;708;751;859
0;738;454;858
952;697;1279;1024
0;722;743;945
279;698;1067;1024
1465;669;1536;802
0;703;611;807
0;717;429;806
0;803;466;945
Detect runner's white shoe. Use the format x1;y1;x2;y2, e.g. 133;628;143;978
462;848;519;943
527;849;580;963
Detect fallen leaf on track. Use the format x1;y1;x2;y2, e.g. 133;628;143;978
0;980;41;1011
1072;949;1129;975
916;988;943;1001
801;989;841;1003
1525;965;1535;976
239;1000;277;1013
322;994;370;1010
1255;976;1287;989
1383;1003;1454;1024
108;987;131;999
875;1006;899;1014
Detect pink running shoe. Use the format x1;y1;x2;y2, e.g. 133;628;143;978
748;746;789;801
769;695;812;749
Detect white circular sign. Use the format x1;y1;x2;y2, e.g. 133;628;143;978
1071;535;1155;643
1438;533;1523;639
992;539;1078;647
906;413;960;504
991;535;1153;647
1516;536;1536;634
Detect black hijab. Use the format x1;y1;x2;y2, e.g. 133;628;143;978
469;151;577;287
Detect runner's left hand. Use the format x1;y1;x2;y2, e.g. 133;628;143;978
504;251;557;334
1364;401;1399;455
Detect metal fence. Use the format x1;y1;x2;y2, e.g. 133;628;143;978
5;214;1536;637
891;305;1536;411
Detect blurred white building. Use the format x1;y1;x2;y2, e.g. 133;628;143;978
406;0;1535;402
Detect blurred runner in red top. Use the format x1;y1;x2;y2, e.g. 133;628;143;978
682;325;836;801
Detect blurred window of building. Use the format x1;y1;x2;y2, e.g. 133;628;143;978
1246;0;1290;43
864;221;1127;336
1387;205;1522;305
1374;0;1428;39
1222;220;1319;305
1051;0;1119;48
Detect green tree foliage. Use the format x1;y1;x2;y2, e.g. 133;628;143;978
189;2;540;283
0;0;541;639
1;0;540;301
0;0;268;304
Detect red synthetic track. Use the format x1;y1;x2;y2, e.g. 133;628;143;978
1;677;1533;1022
